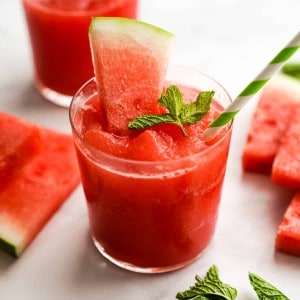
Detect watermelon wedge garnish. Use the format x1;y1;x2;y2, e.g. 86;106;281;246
0;112;80;257
89;17;175;135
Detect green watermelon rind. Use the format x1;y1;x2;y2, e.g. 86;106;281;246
0;237;17;257
89;17;175;60
0;220;24;257
89;17;175;40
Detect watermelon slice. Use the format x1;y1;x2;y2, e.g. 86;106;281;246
0;112;80;257
89;17;175;135
271;105;300;189
275;191;300;257
242;75;300;174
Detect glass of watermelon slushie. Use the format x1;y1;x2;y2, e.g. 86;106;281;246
69;65;232;273
21;0;138;107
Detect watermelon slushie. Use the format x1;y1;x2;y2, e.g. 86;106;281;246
22;0;138;107
70;65;232;273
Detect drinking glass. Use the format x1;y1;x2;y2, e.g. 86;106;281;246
69;65;232;273
22;0;138;107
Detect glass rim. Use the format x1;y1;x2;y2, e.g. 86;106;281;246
22;0;135;16
69;65;233;167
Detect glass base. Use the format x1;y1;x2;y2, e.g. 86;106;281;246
35;80;72;108
93;237;202;274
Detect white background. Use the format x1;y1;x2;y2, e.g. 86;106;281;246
0;0;300;299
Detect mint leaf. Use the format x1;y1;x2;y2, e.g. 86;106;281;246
158;85;184;116
128;85;213;136
249;273;289;300
176;265;237;300
282;62;300;81
181;91;214;125
127;113;175;129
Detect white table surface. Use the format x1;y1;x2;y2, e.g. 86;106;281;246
1;0;300;299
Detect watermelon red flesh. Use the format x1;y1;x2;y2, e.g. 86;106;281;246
0;114;42;193
0;113;80;257
271;105;300;189
275;191;300;257
93;43;164;134
89;18;174;135
242;75;300;174
126;129;173;161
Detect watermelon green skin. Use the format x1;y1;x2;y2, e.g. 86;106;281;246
242;75;300;174
0;112;80;257
271;105;300;189
89;17;175;135
282;62;300;81
276;192;300;257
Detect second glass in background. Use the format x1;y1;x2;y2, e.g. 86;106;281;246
22;0;138;107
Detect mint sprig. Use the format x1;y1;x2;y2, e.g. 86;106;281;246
249;273;289;300
176;265;237;300
128;85;214;136
177;266;291;300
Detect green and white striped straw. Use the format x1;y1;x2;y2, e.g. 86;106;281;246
204;31;300;141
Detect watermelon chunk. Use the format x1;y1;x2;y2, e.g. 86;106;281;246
84;128;129;158
275;191;300;257
242;75;300;174
89;17;174;135
0;112;80;257
126;129;173;161
271;105;300;189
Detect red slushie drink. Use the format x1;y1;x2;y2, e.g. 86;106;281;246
70;65;232;273
22;0;138;106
